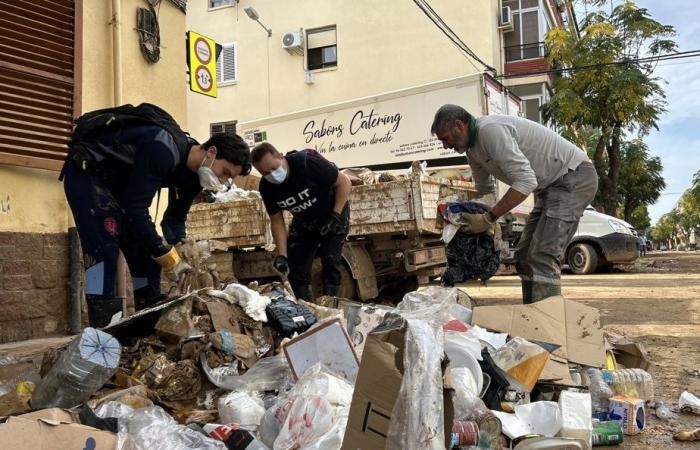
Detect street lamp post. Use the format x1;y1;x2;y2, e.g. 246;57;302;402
244;6;272;115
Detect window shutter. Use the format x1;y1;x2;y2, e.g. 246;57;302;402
210;121;237;137
210;123;224;136
216;43;236;84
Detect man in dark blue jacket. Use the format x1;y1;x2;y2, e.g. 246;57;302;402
62;118;250;327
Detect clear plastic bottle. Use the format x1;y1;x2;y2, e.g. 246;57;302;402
586;368;614;415
602;368;654;402
655;401;672;420
30;328;121;409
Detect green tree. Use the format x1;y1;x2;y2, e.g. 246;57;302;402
628;205;651;231
544;1;677;216
650;213;675;248
676;192;700;244
617;139;665;223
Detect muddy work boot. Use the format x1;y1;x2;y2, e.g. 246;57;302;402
521;280;534;304
293;284;314;302
530;281;561;303
323;284;341;297
86;297;124;328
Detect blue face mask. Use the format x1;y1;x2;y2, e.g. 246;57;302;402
264;165;288;184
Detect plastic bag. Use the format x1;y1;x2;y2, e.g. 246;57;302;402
558;391;592;446
117;406;227;450
386;319;445;450
514;401;562;437
201;354;291;392
395;286;458;326
264;363;353;450
492;337;550;392
442;223;459;244
207;283;272;322
95;400;135;419
218;391;266;430
679;390;700;414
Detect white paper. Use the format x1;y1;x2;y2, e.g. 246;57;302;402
467;324;507;351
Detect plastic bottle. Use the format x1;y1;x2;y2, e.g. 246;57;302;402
30;328;121;409
586;368;613;418
601;368;654;402
655;401;672;420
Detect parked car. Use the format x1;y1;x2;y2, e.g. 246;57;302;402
565;206;639;274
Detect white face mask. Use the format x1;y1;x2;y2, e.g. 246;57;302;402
198;154;225;191
264;164;288;184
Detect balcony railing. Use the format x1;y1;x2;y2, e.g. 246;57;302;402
505;42;547;62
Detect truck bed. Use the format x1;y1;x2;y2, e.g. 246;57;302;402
186;174;475;248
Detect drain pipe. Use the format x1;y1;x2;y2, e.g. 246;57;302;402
68;227;82;333
111;0;127;305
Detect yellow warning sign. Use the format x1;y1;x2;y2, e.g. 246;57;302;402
187;31;217;98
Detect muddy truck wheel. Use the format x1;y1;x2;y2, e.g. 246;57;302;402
311;260;357;300
567;242;598;274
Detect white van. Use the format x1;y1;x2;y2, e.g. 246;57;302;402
565;206;639;274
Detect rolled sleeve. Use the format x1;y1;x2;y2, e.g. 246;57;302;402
469;159;496;195
480;123;538;195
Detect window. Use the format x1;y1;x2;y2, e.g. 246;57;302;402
210;121;237;137
307;26;337;70
209;0;235;9
522;97;542;123
216;42;237;84
503;0;548;62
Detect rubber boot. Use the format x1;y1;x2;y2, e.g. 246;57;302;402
86;297;124;328
323;284;341;297
521;280;534;304
134;293;168;312
531;281;561;303
293;284;314;302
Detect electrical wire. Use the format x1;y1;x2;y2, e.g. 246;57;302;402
496;49;700;79
411;0;497;74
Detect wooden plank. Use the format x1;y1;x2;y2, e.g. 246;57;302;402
0;128;69;145
0;61;73;85
4;35;73;64
17;0;74;24
0;100;73;123
0;120;72;137
0;10;75;41
0;80;73;106
1;111;72;130
4;26;74;57
0;137;68;155
3;2;74;32
0;92;73;115
0;70;73;98
29;0;75;17
0;152;63;171
0;143;67;161
0;42;74;71
1;52;73;79
0;16;74;48
72;0;82;118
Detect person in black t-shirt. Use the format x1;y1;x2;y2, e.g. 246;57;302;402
252;143;352;301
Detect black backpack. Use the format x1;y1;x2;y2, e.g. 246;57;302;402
60;103;190;179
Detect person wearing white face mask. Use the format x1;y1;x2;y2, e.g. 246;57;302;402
251;143;352;301
61;104;251;327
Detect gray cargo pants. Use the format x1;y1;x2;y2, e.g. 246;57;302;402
515;161;598;303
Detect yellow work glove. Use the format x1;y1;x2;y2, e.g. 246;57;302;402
461;212;494;234
154;246;192;281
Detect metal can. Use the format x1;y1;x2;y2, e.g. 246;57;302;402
592;421;624;446
475;410;502;441
452;420;479;447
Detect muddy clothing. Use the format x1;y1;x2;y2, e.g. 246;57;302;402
515;161;598;302
259;150;349;298
467;115;589;196
259;149;339;222
464;115;596;303
62;125;200;308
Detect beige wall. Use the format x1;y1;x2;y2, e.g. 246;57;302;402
187;0;502;141
0;0;186;233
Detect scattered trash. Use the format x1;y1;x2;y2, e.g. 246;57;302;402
679;390;700;414
673;427;700;442
558;390;593;448
493;337;551;392
653;401;672;420
608;395;645;435
591;420;623;446
218;391;265;431
601;368;654;401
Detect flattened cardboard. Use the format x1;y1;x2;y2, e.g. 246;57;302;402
342;316;453;450
18;408;75;423
472;296;604;367
538;356;576;386
283;319;359;382
612;342;650;372
206;301;240;334
0;416;116;449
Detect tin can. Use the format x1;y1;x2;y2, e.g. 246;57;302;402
452;420;479;447
475;410;502;441
592;421;624;446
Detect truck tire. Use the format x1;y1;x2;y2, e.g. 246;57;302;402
567;243;598;275
311;261;357;300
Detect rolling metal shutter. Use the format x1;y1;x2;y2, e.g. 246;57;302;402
0;0;79;171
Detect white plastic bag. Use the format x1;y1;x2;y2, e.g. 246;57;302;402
267;364;353;450
201;354;292;392
395;286;458;326
386;319;445;450
679;390;700;414
117;406;227;450
95;400;134;419
442;223;459;244
218;391;266;430
558;391;592;447
207;283;271;322
515;401;562;437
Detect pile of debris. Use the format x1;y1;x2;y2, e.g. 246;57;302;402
1;282;699;449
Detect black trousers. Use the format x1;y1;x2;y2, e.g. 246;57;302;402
63;165;162;306
287;205;349;295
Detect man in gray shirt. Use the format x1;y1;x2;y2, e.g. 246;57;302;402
431;104;598;303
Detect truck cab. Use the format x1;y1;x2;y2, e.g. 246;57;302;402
565;206;639;274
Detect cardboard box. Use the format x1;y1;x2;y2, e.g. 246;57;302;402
608;395;645;435
18;408;75;423
341;316;453;450
0;416;116;449
472;296;604;367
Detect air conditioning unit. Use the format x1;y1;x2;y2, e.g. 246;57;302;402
499;6;514;32
282;30;304;55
